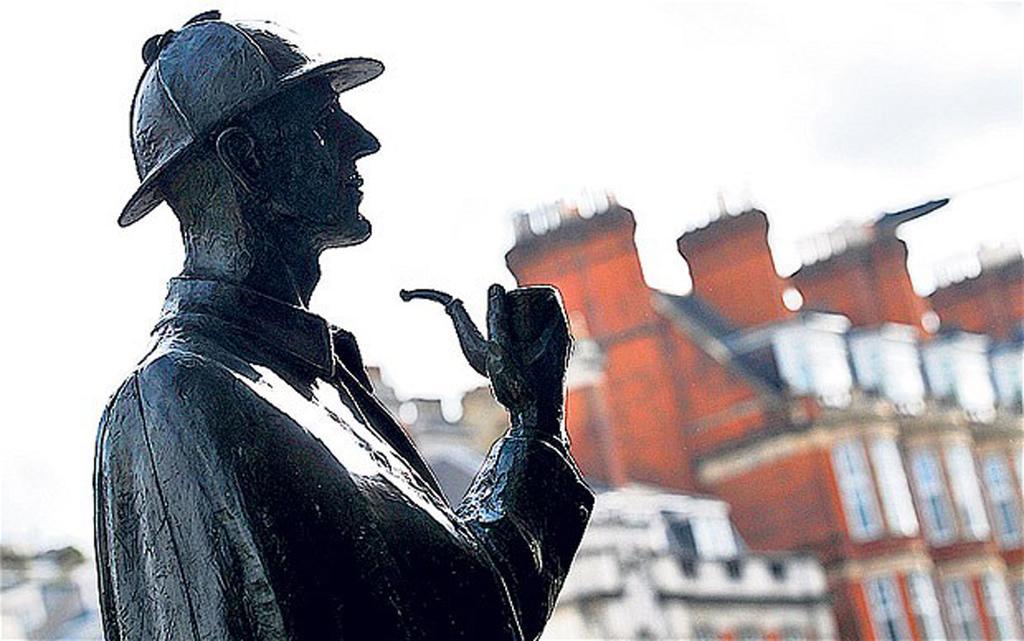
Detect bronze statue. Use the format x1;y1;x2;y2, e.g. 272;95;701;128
94;11;592;641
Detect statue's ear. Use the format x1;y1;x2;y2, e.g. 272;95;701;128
215;127;263;197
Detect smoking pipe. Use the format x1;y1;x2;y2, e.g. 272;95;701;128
400;288;489;377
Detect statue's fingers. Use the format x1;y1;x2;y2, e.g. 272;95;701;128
486;283;511;347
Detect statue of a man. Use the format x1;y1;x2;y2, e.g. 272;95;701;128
94;11;592;641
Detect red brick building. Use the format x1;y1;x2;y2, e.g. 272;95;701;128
506;198;1023;641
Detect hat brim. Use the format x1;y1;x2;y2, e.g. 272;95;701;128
118;57;384;227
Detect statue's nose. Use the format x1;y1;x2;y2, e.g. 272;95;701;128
346;116;381;160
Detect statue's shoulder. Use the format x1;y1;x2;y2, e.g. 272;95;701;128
97;344;259;464
101;342;246;428
137;340;262;411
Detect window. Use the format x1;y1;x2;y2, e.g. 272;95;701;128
666;517;697;556
981;453;1022;547
833;440;884;540
981;573;1019;640
692;515;739;559
771;321;853;406
866;576;911;641
870;437;920;536
943;578;983;641
991;345;1023;409
679;557;698;578
921;335;996;419
907;571;947;641
848;327;926;411
769;561;787;581
944;444;991;540
725;559;743;579
910;450;956;544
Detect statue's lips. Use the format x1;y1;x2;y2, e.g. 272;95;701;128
343;170;363;190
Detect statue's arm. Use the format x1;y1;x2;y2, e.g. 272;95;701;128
456;431;593;641
94;354;286;640
450;285;594;640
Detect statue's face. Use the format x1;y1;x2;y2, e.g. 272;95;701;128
249;80;381;249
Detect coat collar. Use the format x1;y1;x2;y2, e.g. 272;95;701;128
157;277;339;378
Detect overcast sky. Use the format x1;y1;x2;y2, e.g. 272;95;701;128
2;1;1020;550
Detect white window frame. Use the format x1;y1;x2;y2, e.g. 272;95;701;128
771;322;853;406
944;444;991;540
910;450;956;544
866;575;911;641
870;437;920;537
833;440;884;541
981;572;1019;641
943;578;983;641
981;453;1022;548
692;515;739;559
906;571;947;641
848;327;926;411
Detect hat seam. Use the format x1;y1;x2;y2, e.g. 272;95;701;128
224;22;278;80
155;61;198;139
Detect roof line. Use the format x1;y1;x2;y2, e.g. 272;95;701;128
651;293;783;401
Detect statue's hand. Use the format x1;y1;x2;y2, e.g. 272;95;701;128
399;283;572;442
484;284;571;441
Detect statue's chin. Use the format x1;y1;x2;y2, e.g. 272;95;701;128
322;215;372;249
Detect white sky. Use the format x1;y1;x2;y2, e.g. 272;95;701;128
1;1;1020;551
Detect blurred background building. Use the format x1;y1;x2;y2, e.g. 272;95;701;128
1;546;100;639
543;487;835;640
3;201;1018;641
504;196;1023;641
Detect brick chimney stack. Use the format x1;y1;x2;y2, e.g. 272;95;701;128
791;227;930;332
928;247;1023;340
505;196;697;490
506;196;658;339
789;201;951;333
676;209;792;329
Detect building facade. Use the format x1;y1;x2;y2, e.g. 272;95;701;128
506;198;1023;641
544;487;836;640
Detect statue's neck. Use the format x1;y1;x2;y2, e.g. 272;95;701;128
180;200;321;308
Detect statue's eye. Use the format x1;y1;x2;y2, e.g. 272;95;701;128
312;105;338;147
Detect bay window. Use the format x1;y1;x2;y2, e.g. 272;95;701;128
981;572;1019;640
944;444;990;540
906;571;947;641
866;575;911;641
981;453;1022;547
833;439;883;541
870;437;920;536
910;450;956;544
943;578;983;641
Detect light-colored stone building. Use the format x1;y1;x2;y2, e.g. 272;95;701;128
544;487;836;641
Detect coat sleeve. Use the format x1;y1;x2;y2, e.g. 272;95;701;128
94;354;287;641
456;433;594;641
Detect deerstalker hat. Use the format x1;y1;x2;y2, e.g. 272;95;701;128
120;10;383;227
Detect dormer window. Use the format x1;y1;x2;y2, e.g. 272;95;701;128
663;511;739;559
991;343;1023;410
767;314;853;406
848;324;926;413
921;332;996;420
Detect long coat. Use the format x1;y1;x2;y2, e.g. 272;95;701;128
94;278;593;641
